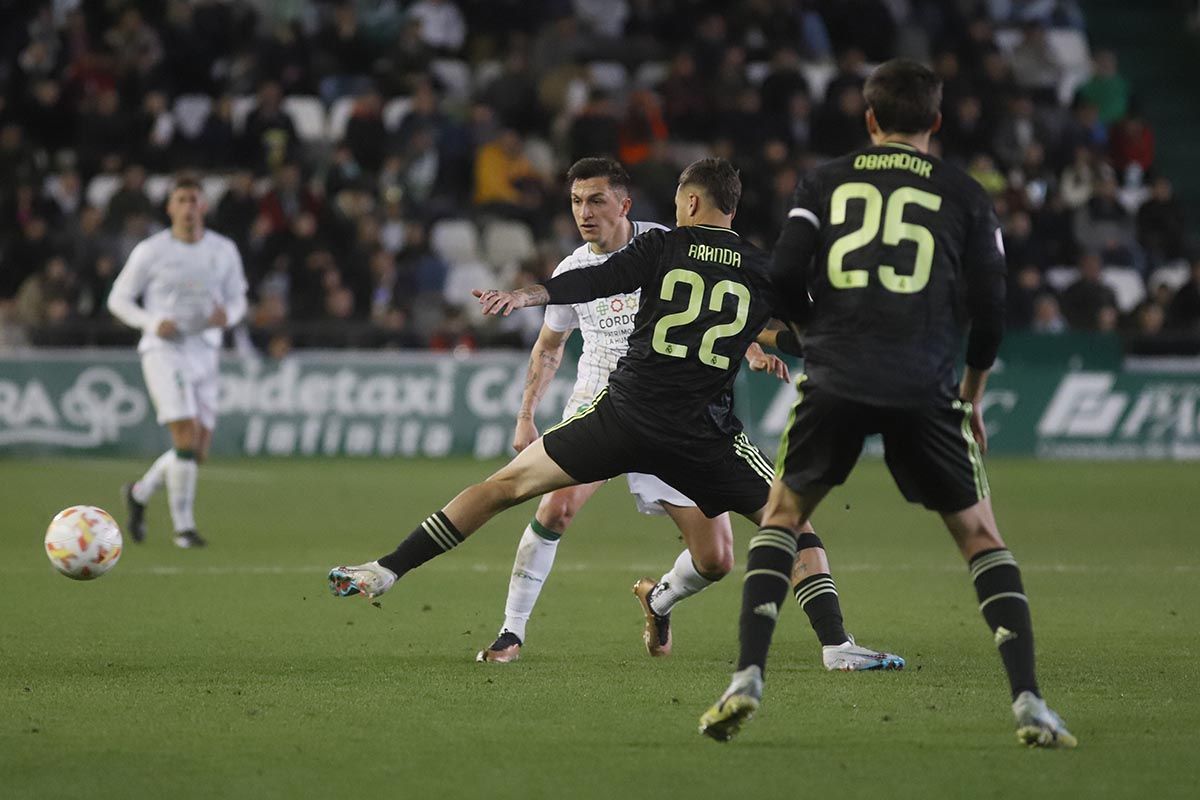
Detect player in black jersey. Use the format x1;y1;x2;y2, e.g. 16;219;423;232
326;158;901;672
700;59;1075;749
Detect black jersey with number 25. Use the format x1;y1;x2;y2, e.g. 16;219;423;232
542;224;774;443
781;143;1007;407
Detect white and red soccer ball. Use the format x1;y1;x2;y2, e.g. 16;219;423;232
44;505;123;580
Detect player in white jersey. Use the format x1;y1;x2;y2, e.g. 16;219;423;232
475;158;903;674
107;176;249;549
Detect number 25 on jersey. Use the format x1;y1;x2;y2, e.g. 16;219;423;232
827;182;942;294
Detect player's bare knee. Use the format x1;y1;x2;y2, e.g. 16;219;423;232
536;498;575;532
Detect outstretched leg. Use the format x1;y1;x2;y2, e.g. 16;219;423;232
329;440;578;600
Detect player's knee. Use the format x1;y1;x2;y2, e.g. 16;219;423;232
537;498;576;531
693;546;734;579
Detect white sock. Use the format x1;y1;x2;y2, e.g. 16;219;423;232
132;450;174;504
499;522;561;642
649;549;717;616
166;453;198;532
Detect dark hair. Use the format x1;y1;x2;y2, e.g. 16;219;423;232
171;174;203;195
863;58;943;134
566;157;632;194
677;157;742;214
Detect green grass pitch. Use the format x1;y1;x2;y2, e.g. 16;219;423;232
2;456;1198;798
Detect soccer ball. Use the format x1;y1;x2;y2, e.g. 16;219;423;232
44;506;123;580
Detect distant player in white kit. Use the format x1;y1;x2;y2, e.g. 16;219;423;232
475;157;903;673
107;176;249;548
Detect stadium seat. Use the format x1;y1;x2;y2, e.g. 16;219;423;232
1149;262;1191;293
523;137;557;179
201;175;230;205
801;62;836;102
85;174;121;209
745;61;770;86
173;94;213;139
1101;267;1147;312
1048;29;1092;105
145;174;173;205
231;95;258;135
431;59;472;100
1044;266;1080;293
633;61;668;89
473;59;503;91
326;96;356;143
383;97;413;132
282;95;328;144
482;220;536;270
430;218;481;264
587;61;629;94
443;259;497;306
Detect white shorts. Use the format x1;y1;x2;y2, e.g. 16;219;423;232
559;391;698;516
141;345;220;430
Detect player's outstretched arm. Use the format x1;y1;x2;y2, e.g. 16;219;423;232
474;285;550;316
513;325;568;452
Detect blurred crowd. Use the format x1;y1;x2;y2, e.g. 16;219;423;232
1;0;1198;354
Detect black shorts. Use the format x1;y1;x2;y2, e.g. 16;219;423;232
542;389;773;518
776;377;990;513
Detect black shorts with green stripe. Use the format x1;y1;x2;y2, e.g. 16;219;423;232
775;378;989;513
542;389;772;518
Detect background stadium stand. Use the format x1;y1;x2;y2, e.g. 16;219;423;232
1;0;1198;354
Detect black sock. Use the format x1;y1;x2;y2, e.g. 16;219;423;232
970;548;1039;699
737;527;798;674
378;511;464;579
794;573;847;647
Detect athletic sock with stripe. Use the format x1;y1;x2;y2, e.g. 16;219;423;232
970;547;1039;699
736;527;798;673
378;511;464;579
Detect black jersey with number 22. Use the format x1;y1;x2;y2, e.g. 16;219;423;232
542;224;774;444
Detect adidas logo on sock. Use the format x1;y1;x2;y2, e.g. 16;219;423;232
994;626;1017;647
753;602;779;620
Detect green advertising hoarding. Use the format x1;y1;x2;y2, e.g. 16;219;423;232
1;349;1198;460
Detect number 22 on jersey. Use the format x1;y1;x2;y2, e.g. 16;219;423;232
651;268;750;369
827;182;942;294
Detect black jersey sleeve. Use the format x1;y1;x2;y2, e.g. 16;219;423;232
768;174;823;325
963;197;1008;370
544;229;665;304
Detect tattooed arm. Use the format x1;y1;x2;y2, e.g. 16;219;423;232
512;324;569;452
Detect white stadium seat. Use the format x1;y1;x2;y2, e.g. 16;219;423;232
282;95;327;143
430;59;472;100
1148;262;1191;293
473;59;503;91
173;94;212;139
383;97;413;132
745;61;770;86
1044;266;1079;293
1101;267;1147;312
634;61;668;89
482;220;536;270
430;218;480;264
523;137;557;179
326;96;356;143
230;95;258;135
801;62;836;102
85;174;121;209
587;61;629;94
144;174;173;205
443;260;497;307
201;175;230;205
